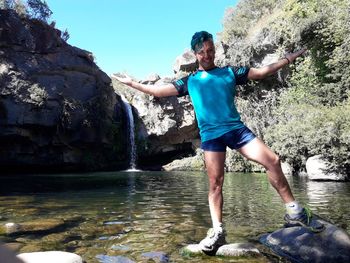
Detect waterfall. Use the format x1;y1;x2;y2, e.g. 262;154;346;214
120;95;137;170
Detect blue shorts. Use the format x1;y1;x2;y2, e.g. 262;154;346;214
201;126;256;152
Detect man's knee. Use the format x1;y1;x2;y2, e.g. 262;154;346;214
266;154;281;170
208;176;224;193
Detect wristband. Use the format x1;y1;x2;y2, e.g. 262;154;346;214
284;56;291;64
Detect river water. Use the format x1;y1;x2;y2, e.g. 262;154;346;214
0;171;349;262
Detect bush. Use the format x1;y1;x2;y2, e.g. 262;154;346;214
265;97;350;175
220;0;350;175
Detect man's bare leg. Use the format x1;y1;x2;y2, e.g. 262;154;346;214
237;138;294;203
237;137;325;232
204;151;226;226
199;151;227;252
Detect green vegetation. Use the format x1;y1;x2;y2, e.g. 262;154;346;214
221;0;350;176
0;0;52;22
1;0;70;41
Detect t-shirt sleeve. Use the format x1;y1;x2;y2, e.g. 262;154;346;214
172;75;189;97
230;66;250;85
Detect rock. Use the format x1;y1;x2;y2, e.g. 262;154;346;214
141;251;169;263
17;251;82;263
0;244;25;263
96;254;135;263
162;149;204;171
112;77;199;169
306;155;347;181
4;223;21;234
3;219;65;235
173;49;197;74
183;242;260;257
0;9;128;172
260;219;350;263
140;73;161;84
281;162;294;176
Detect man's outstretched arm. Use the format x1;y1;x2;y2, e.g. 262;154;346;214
111;74;179;97
248;48;306;80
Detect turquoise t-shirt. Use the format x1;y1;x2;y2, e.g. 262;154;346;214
173;66;250;142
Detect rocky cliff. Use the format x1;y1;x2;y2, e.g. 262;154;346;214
0;10;128;172
112;76;199;170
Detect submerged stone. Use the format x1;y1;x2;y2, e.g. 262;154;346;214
3;219;65;235
141;251;169;263
260;219;350;263
96;254;135;263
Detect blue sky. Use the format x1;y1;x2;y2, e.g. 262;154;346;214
46;0;238;80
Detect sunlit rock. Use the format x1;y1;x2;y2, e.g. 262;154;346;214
17;251;82;263
183;242;260;257
306;155;347;181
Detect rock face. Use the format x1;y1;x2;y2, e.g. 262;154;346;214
306;155;347;181
0;10;128;172
112;78;199;169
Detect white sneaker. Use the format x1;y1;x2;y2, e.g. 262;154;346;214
199;228;226;253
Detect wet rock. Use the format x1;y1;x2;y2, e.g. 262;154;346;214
20;219;65;233
96;254;135;263
2;242;24;252
141;251;169;263
110;244;131;251
183;242;260;257
260;219;350;263
4;223;21;234
41;232;68;243
0;244;24;263
17;251;82;263
3;219;65;235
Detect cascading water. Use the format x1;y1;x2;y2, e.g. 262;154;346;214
120;95;137;170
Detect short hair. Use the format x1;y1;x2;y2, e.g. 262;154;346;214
191;31;213;52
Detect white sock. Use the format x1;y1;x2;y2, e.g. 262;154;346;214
213;222;223;233
285;201;303;218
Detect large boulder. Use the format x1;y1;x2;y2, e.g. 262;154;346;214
260;219;350;263
0;10;128;172
306;155;347;181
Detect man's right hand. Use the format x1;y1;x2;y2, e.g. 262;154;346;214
111;73;133;86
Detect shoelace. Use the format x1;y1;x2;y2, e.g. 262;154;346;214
304;206;313;225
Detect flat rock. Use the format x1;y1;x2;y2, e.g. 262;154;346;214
17;251;82;263
260;219;350;263
183;242;260;257
96;254;135;263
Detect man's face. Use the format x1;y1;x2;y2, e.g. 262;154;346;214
194;40;216;70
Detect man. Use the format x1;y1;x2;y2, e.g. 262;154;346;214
112;31;324;253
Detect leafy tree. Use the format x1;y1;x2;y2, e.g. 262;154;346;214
27;0;52;22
